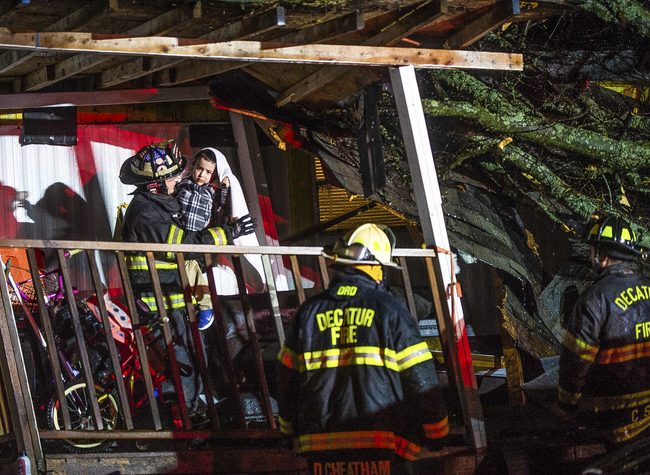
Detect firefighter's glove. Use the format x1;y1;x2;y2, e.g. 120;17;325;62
223;214;257;242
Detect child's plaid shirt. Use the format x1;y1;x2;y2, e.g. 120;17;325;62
176;179;216;232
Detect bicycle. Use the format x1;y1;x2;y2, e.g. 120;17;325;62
4;254;171;453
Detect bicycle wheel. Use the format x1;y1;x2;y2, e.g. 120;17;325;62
47;379;122;453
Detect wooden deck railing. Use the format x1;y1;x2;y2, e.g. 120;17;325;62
0;238;471;472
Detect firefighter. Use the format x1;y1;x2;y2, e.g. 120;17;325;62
119;139;255;312
118;140;255;413
277;223;449;475
558;215;650;447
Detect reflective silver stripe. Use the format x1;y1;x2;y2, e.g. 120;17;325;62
125;255;177;270
167;224;184;245
140;293;185;311
208;227;227;245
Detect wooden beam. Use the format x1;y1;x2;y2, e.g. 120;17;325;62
271;10;364;45
389;65;487;451
443;0;520;50
276;0;448;106
0;85;210;110
155;10;365;87
101;6;285;88
204;6;285;42
0;0;110;75
0;31;523;71
0;250;44;466
0;0;19;18
153;60;242;87
19;7;195;92
230;111;286;288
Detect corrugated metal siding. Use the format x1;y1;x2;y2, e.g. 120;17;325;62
0;124;301;293
0;124;188;291
315;157;411;230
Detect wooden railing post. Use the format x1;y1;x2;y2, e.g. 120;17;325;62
56;249;104;430
390;65;487;451
0;251;42;474
0;239;448;454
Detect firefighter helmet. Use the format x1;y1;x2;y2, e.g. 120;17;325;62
583;215;643;259
119;139;187;186
323;223;400;268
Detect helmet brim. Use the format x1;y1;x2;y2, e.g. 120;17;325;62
321;250;402;269
119;153;187;186
569;235;643;256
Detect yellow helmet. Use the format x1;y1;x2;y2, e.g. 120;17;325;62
582;215;643;260
323;223;400;268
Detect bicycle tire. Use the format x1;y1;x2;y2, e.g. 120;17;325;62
47;379;122;453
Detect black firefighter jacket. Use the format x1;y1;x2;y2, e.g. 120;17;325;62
276;268;449;460
558;262;650;444
121;190;229;311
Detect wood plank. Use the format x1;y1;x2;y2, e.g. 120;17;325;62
156;10;364;87
0;249;43;465
289;255;306;305
25;250;70;432
203;253;247;429
271;10;364;45
20;7;195;92
174;252;220;428
0;238;436;258
86;250;134;430
443;0;520;50
0;85;210;110
0;0;18;17
143;252;191;430
261;254;285;347
56;249;105;431
389;65;487;451
115;251;162;430
153;59;243;87
44;445;306;475
0;0;111;74
276;0;447;106
317;255;330;290
101;6;284;88
232;255;276;429
0;30;523;71
399;258;418;320
204;6;285;42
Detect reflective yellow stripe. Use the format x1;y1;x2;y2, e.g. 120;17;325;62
610;415;650;443
165;225;185;260
396;342;433;371
278;416;293;436
423;416;449;439
297;431;420;460
208;227;227;245
562;331;598;362
140;294;185;311
299;343;432;372
303;346;391;371
584;387;650;411
596;341;650;364
125;255;177;270
558;386;581;406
